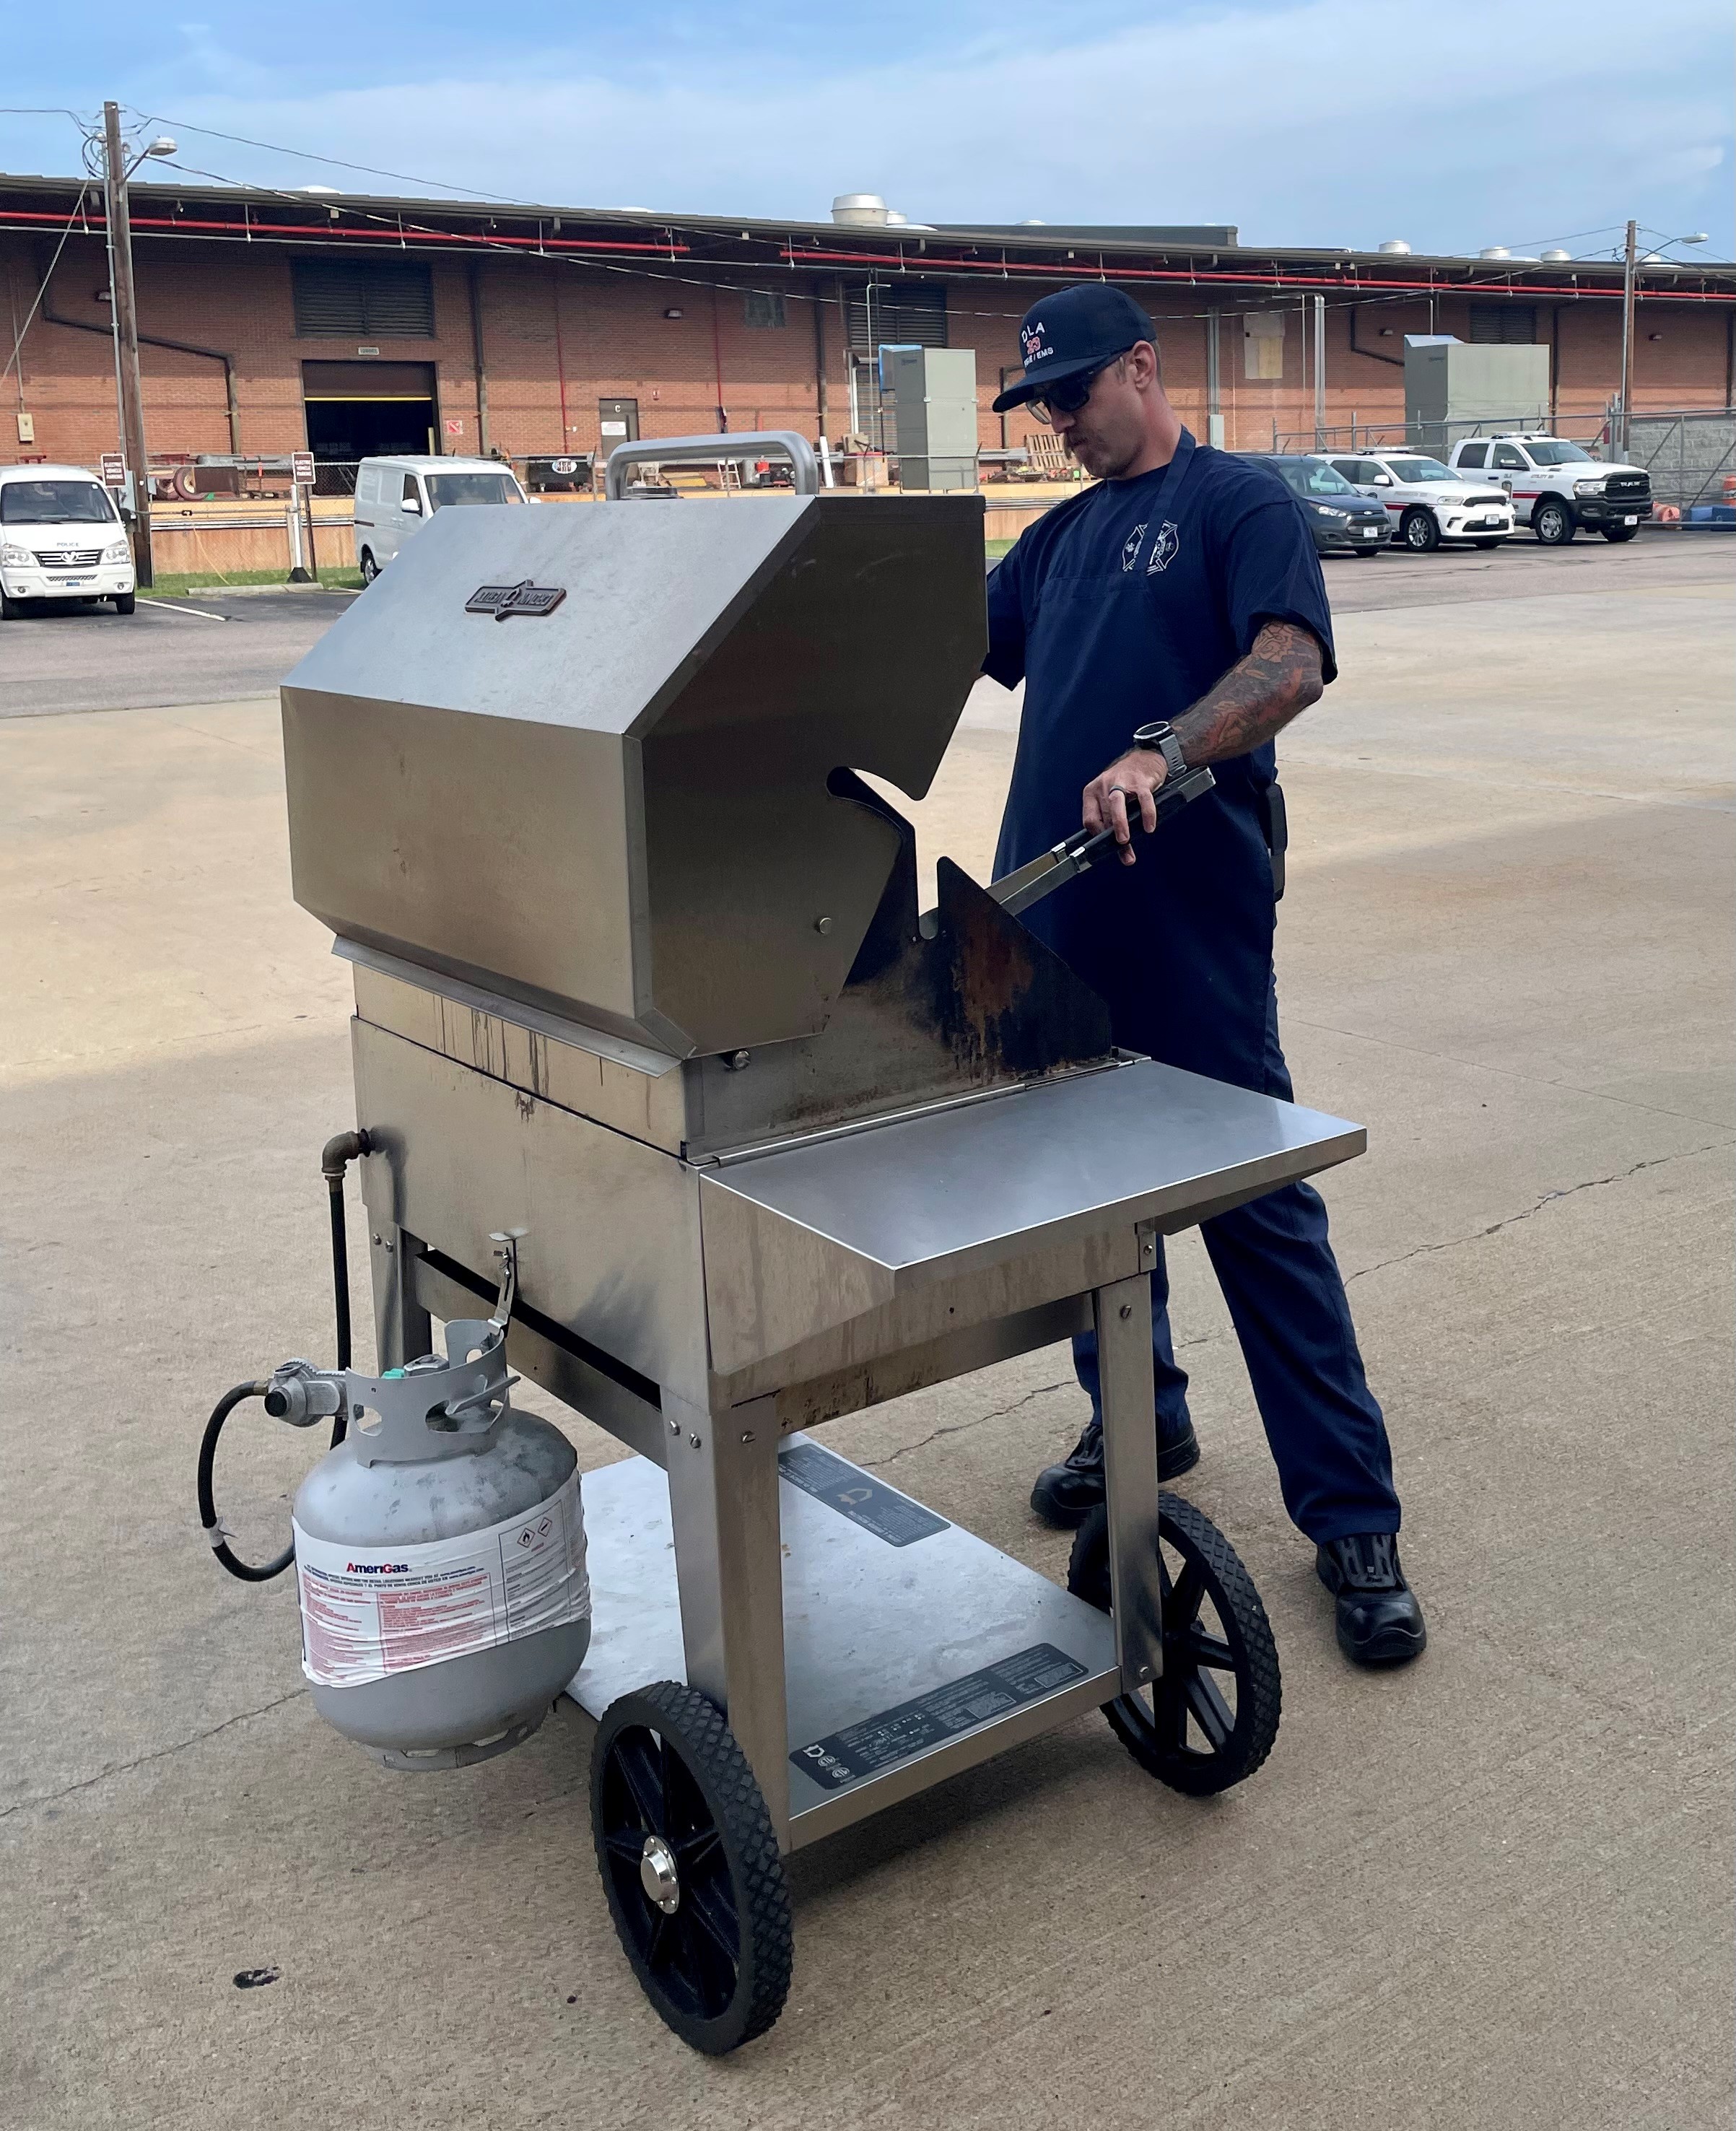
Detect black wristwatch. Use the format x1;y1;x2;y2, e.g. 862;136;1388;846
1133;720;1189;780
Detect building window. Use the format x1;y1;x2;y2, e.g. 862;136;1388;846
292;258;435;339
844;282;947;352
1243;311;1284;380
743;292;787;329
1469;303;1537;345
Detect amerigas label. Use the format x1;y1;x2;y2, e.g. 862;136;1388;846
292;1470;590;1690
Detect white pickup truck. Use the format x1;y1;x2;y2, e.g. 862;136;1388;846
1444;435;1652;545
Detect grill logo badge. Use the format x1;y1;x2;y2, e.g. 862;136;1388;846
465;578;567;622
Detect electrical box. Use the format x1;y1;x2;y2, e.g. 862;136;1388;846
885;347;980;492
15;411;34;445
1405;340;1550;455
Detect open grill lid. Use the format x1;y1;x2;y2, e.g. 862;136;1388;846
281;493;987;1058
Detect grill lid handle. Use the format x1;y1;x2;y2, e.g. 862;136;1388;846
604;429;820;500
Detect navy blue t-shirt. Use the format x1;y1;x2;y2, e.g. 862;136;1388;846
986;431;1335;1089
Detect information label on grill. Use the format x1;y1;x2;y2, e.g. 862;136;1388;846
778;1439;948;1547
791;1643;1090;1790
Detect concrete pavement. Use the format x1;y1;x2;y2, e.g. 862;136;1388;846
0;585;357;716
1;539;1730;2128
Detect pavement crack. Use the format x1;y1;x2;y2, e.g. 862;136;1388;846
859;1377;1076;1468
0;1688;307;1821
1346;1143;1727;1286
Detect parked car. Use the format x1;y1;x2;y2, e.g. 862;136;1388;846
1239;455;1392;557
352;456;528;580
0;464;136;618
1322;452;1514;552
1444;435;1651;544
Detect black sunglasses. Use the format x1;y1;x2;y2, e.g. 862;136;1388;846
1029;349;1131;424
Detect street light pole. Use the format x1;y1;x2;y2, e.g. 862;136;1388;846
1618;217;1638;458
102;101;155;587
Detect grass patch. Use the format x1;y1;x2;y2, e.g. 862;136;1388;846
143;566;364;596
986;538;1018;562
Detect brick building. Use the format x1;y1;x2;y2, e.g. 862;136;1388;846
3;174;1733;475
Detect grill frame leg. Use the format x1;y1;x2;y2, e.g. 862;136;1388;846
663;1390;790;1849
1094;1272;1166;1696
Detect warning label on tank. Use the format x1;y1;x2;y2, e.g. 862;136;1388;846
790;1643;1089;1791
292;1470;590;1689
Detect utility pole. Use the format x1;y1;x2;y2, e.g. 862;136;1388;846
1618;217;1638;457
102;101;154;586
1312;292;1326;448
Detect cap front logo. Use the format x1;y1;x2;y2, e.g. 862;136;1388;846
1021;321;1053;366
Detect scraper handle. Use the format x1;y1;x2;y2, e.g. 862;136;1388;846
989;764;1216;918
1062;764;1216;871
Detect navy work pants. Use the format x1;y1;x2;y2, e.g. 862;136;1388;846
1073;979;1400;1544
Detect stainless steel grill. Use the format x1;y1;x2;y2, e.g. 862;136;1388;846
281;431;1373;2047
32;548;105;567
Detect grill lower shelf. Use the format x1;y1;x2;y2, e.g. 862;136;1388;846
567;1437;1117;1849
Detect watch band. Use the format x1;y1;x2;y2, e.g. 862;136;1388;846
1133;720;1188;779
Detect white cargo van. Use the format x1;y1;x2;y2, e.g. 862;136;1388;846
0;464;136;618
352;456;527;580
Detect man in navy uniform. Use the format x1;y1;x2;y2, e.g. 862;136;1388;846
987;284;1425;1665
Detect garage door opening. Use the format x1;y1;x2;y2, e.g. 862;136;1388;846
302;361;438;489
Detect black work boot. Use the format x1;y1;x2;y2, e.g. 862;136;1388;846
1029;1416;1200;1529
1315;1533;1427;1665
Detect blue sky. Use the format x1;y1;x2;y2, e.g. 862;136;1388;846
4;0;1731;257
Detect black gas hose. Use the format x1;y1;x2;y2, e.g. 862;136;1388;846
199;1128;372;1584
198;1382;295;1580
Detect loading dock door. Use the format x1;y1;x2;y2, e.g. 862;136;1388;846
302;361;439;484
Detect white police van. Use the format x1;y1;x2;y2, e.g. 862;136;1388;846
0;464;136;619
352;456;527;581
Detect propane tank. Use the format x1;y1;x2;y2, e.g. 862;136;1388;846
265;1263;590;1772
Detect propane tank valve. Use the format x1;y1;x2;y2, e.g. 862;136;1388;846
262;1359;346;1427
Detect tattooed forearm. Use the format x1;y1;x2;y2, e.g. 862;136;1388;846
1173;621;1323;765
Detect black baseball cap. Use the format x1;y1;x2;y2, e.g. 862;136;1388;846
991;284;1157;412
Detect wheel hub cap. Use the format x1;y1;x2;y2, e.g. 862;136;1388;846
640;1834;681;1913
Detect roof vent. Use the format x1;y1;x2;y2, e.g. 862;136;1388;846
1018;218;1047;227
300;184;342;196
1479;246;1511;259
1540;248;1572;261
832;193;891;227
1378;238;1411;254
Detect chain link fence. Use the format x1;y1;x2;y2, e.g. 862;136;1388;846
1624;411;1736;510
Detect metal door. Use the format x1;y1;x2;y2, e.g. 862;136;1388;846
598;398;640;458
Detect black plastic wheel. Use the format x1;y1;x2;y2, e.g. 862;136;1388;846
590;1681;792;2054
1068;1494;1281;1796
359;549;379;583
